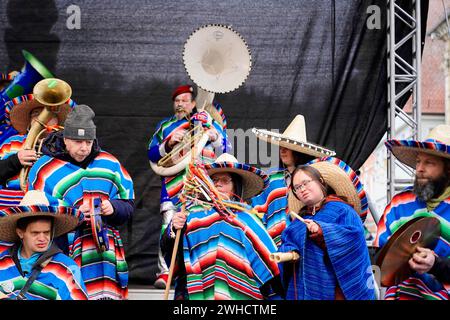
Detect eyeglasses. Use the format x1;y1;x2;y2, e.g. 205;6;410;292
293;179;314;193
212;176;233;185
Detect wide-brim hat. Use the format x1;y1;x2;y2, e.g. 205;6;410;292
7;94;72;134
385;125;450;168
204;153;269;200
252;115;336;158
288;157;368;221
0;190;83;242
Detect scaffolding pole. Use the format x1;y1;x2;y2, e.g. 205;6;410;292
387;0;422;202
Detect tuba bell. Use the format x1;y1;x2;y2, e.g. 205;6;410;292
19;78;72;191
150;24;251;176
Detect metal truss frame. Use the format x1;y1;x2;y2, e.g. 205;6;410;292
386;0;422;203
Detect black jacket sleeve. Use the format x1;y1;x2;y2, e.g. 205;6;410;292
103;199;134;226
0;154;22;186
429;256;450;283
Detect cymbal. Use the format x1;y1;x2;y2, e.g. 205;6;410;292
376;216;441;287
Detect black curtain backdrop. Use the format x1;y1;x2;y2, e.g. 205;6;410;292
0;0;428;284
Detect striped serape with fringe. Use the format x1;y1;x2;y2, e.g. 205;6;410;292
375;189;450;300
27;151;134;300
279;201;375;300
181;204;279;300
251;168;290;247
0;246;88;300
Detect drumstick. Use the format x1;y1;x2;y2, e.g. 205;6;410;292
289;211;307;224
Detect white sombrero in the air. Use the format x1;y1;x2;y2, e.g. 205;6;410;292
252;115;336;158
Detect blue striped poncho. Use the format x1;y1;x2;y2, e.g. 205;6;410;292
251;168;290;247
279;200;375;300
174;203;280;300
27;151;134;300
0;246;88;300
375;189;450;300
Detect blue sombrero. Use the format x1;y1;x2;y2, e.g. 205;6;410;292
0;191;83;242
385;125;450;168
204;153;269;200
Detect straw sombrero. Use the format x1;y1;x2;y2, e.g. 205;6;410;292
0;190;83;242
288;157;368;221
385;124;450;168
252;115;336;158
7;94;73;134
204;153;269;200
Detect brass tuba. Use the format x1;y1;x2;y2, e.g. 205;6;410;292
19;78;72;191
150;24;251;177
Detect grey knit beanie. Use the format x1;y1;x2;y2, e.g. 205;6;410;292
63;104;96;140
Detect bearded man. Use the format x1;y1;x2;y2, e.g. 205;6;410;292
375;125;450;300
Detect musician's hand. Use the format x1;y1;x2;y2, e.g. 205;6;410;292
101;200;114;216
172;211;187;230
206;127;219;142
167;129;187;149
304;219;320;234
17;149;37;166
191;111;211;127
408;246;436;274
78;203;91;220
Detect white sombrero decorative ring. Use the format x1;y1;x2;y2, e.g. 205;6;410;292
288;157;368;222
204;153;269;200
0;190;83;242
385;124;450;169
252;115;336;158
183;24;251;94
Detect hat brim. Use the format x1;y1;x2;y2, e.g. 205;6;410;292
0;205;82;242
204;162;269;200
385;139;450;168
253;128;336;158
288;157;368;220
9;100;71;134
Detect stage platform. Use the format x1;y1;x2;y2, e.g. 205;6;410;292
128;285;174;300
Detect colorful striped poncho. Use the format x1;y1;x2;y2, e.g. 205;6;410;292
279;201;375;300
180;204;280;300
27;151;134;300
148;114;226;207
0;134;26;190
251;168;290;247
0;246;88;300
0;241;13;254
0;189;25;209
375;189;450;300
